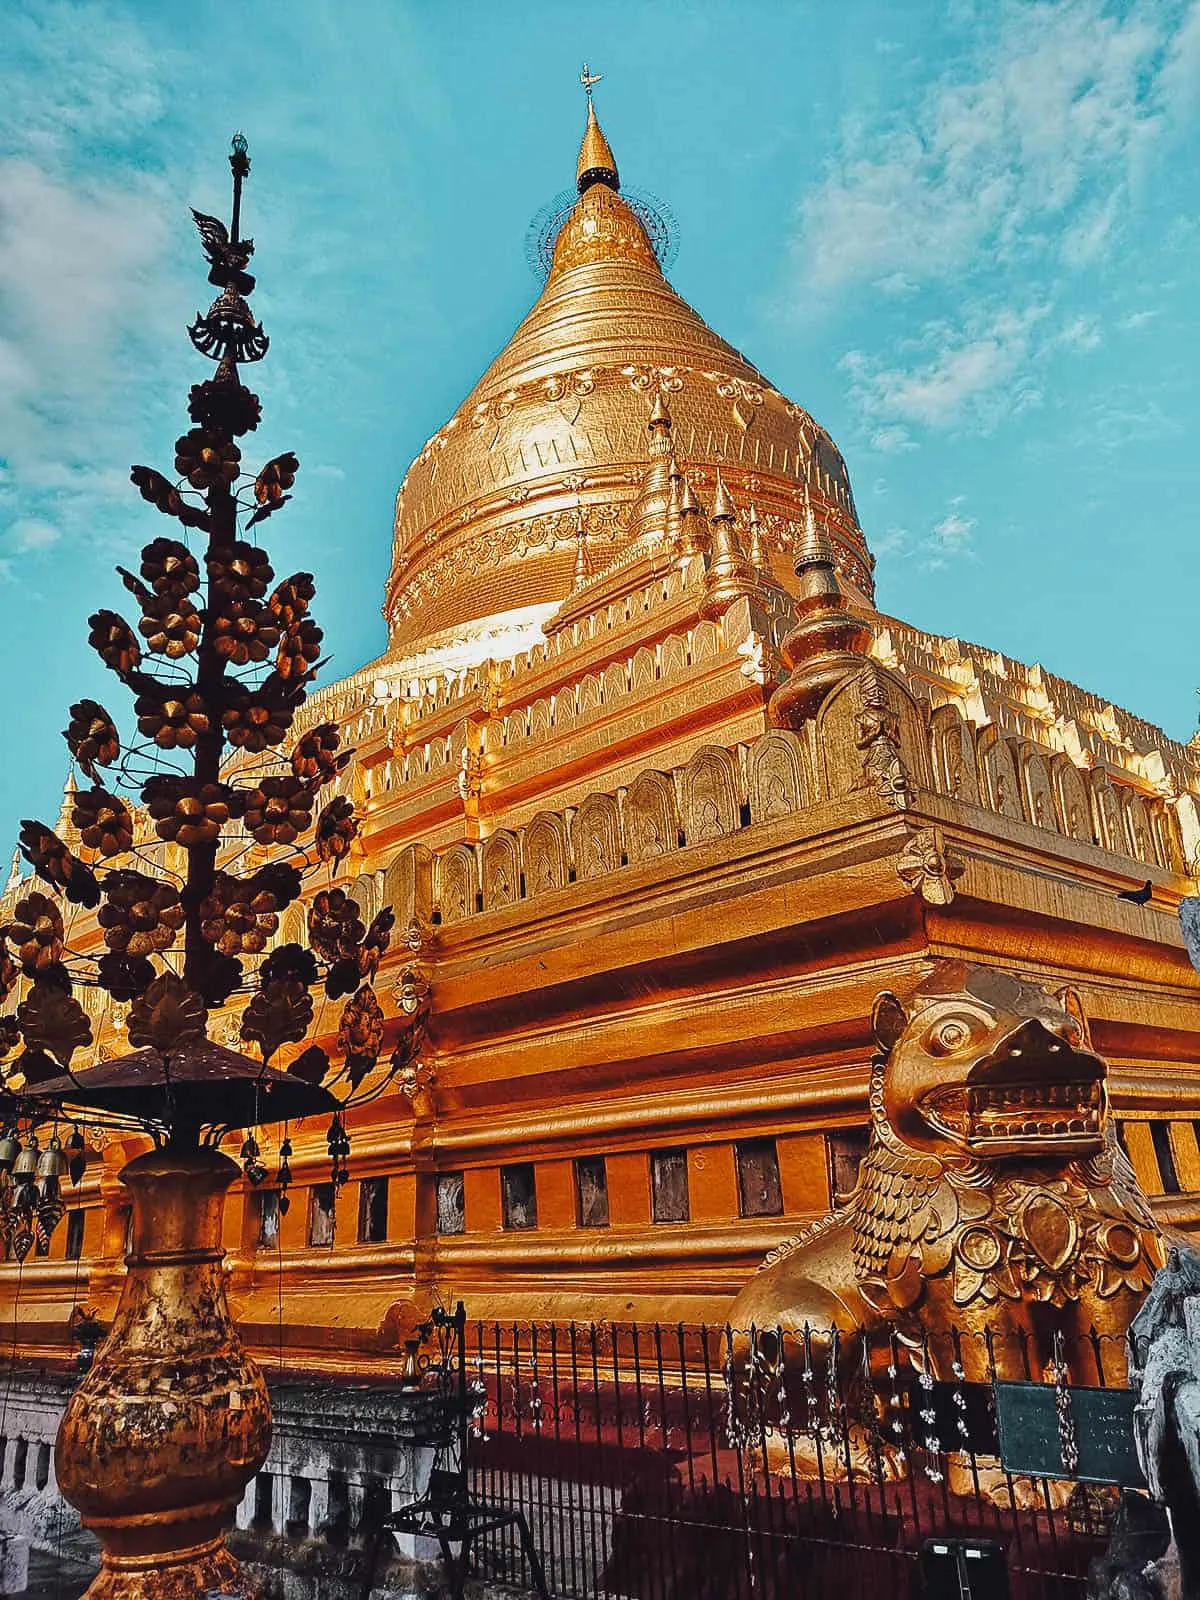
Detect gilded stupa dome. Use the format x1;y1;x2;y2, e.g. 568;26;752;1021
384;99;873;656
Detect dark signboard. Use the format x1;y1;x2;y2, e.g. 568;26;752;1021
993;1382;1145;1486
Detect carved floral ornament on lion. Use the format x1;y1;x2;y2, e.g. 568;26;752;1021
730;962;1166;1419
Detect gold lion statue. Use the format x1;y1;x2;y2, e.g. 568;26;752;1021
729;961;1166;1471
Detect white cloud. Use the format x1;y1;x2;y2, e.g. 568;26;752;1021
863;503;980;569
1119;308;1160;329
869;425;918;454
7;519;60;554
793;2;1200;442
1054;315;1103;352
795;1;1175;298
842;304;1050;432
0;10;187;563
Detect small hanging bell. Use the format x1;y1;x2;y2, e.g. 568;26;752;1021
0;1130;20;1174
13;1137;40;1183
37;1137;68;1183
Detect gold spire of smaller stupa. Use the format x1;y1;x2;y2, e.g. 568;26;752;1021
577;72;619;193
747;504;770;573
677;472;708;567
665;454;684;549
769;483;875;728
631;391;675;543
701;471;758;616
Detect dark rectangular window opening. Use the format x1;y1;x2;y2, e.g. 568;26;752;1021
65;1209;85;1261
308;1184;336;1248
501;1163;538;1231
436;1172;466;1235
651;1149;690;1223
827;1127;871;1205
257;1191;280;1249
286;1475;311;1539
1150;1121;1181;1195
252;1472;273;1531
358;1176;389;1244
325;1470;350;1547
735;1138;784;1218
574;1156;610;1228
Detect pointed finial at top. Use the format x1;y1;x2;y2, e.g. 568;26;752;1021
4;848;20;896
577;75;619;194
680;474;703;517
711;469;736;523
747;504;770;572
794;483;837;571
649;390;671;428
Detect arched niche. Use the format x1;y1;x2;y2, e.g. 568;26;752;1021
1019;746;1058;833
1048;757;1093;844
929;703;980;806
572;793;623;881
625;771;681;863
746;730;810;824
523;812;569;895
976;729;1023;821
437;843;479;924
481;830;521;910
679;745;741;844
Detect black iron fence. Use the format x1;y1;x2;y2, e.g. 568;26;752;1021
458;1319;1134;1600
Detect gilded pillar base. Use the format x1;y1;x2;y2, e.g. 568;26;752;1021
55;1148;270;1600
75;1527;255;1600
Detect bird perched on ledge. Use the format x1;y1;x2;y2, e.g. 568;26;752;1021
1117;879;1153;905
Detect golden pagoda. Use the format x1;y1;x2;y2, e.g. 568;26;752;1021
5;93;1200;1377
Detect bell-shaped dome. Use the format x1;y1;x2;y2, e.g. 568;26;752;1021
384;101;872;655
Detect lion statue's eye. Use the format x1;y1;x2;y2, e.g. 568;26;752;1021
930;1019;971;1055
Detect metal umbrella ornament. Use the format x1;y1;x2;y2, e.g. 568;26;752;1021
0;136;415;1600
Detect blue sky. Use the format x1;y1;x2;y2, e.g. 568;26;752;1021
2;0;1199;854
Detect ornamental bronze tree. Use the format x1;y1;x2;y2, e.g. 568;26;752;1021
0;136;413;1600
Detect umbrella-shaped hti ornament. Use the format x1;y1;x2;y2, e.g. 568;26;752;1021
0;136;414;1600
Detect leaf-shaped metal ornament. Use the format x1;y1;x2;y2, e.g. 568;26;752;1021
87;610;142;677
17;985;92;1067
18;822;100;908
259;943;318;990
14;1049;65;1089
337;985;385;1087
314;796;358;865
5;892;65;975
127;973;208;1054
63;700;120;781
130;468;210;531
288;1044;329;1086
246;451;299;526
358;906;396;980
240;978;314;1062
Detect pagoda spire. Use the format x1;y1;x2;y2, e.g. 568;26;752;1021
678;473;709;567
631;390;675;543
747;505;770;574
769;486;874;728
701;471;759;617
577;80;619;193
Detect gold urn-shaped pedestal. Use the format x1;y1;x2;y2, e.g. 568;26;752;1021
56;1148;269;1599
